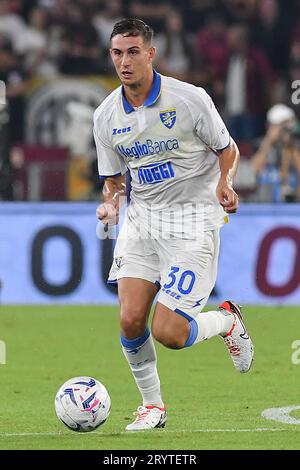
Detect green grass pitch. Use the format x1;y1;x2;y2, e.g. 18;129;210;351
0;305;300;450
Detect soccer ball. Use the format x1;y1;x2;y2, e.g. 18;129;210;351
55;376;111;432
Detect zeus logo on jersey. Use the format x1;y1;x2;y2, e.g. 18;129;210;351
138;161;175;185
117;138;179;159
112;126;132;136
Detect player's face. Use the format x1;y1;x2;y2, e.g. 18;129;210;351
110;34;156;87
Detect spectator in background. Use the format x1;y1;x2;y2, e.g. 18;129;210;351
195;13;229;81
154;9;194;82
287;11;300;120
272;2;300;114
288;42;300;119
58;1;105;75
0;36;26;200
195;13;229;107
92;0;124;73
288;0;300;46
15;6;58;77
77;0;102;17
0;0;26;51
0;40;27;143
128;0;171;33
93;0;124;49
0;98;14;200
222;0;257;24
176;0;220;33
224;24;274;141
252;0;291;75
47;0;72;27
250;104;300;202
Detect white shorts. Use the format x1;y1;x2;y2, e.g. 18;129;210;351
108;222;220;320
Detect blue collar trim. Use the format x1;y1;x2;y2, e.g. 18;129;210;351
121;70;161;113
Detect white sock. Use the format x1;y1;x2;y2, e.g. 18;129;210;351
121;328;164;408
185;310;234;347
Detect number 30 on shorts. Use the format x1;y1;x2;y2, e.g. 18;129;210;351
163;266;196;295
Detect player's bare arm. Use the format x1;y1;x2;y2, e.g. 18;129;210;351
216;140;240;214
96;174;126;225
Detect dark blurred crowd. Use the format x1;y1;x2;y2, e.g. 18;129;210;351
1;0;300;202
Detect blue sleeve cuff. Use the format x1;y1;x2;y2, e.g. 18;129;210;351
216;136;231;153
99;172;122;180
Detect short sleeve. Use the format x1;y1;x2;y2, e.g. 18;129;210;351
93;125;127;179
194;89;231;152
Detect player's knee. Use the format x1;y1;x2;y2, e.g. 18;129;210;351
120;308;147;339
152;324;186;350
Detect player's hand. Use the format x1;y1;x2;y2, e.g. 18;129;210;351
96;201;119;225
216;180;239;214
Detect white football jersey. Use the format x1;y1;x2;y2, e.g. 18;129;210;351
93;71;231;234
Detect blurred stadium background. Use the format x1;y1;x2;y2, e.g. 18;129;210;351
0;0;299;305
0;0;300;451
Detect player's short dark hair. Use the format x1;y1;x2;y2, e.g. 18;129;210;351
110;18;154;44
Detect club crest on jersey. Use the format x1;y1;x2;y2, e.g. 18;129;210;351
159;109;176;129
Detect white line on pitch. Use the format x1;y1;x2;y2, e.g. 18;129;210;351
0;428;299;437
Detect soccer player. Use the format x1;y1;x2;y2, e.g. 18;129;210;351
94;18;254;431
